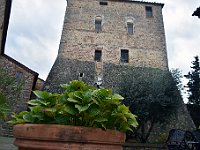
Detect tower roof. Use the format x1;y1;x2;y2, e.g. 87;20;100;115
106;0;164;8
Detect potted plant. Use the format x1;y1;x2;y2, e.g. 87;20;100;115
10;80;138;150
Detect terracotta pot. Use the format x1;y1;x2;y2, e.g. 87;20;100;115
13;124;125;150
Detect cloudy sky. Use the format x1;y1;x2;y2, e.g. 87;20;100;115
4;0;200;99
5;0;67;80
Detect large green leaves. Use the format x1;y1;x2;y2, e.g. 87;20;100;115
10;80;138;132
64;104;78;115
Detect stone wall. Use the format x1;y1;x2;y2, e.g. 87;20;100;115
46;0;169;91
59;0;168;69
34;78;45;90
0;56;38;136
0;57;37;112
45;58;96;92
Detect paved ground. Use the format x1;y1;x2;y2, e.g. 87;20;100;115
0;136;17;150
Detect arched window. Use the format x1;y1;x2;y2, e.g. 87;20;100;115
126;19;134;34
95;16;102;33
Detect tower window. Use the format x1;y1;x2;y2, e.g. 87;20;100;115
145;6;153;17
94;50;102;62
127;22;133;34
100;2;108;5
16;71;23;80
95;17;102;33
16;71;23;83
121;49;129;63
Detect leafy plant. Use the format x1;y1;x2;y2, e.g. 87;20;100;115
9;80;138;132
0;67;24;119
0;94;9;119
119;67;180;142
170;68;183;93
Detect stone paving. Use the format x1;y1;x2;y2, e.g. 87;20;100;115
0;136;17;150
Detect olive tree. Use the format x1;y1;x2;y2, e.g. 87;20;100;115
119;67;180;143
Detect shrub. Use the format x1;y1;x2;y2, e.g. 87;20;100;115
0;94;9;119
0;67;23;119
119;67;180;142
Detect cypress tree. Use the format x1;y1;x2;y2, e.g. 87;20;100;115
185;56;200;104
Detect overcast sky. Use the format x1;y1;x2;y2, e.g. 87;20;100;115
4;0;200;100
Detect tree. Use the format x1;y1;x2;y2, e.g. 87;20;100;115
185;56;200;104
0;67;23;119
119;67;180;143
170;68;183;93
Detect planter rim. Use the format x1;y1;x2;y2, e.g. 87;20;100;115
13;124;125;145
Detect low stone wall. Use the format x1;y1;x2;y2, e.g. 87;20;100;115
123;142;167;150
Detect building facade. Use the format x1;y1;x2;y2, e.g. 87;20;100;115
61;0;168;67
45;0;168;91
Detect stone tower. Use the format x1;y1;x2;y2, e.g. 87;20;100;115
45;0;195;139
45;0;168;91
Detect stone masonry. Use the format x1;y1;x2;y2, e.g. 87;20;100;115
60;0;167;68
0;57;37;114
45;0;168;90
0;56;38;136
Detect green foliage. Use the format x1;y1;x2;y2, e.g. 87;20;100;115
0;68;24;97
185;56;200;104
0;67;24;119
9;80;138;132
119;67;180;143
186;104;200;128
0;94;9;119
155;133;168;144
170;68;183;93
